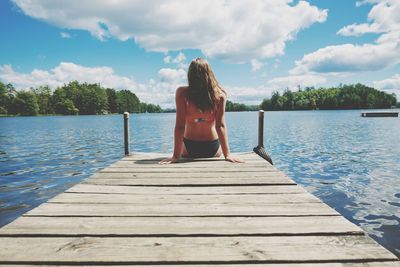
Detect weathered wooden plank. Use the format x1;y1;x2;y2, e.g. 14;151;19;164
48;192;320;204
0;236;397;263
121;159;271;165
109;152;271;167
84;177;295;186
110;161;272;168
25;202;339;216
107;156;269;163
89;171;287;178
121;152;259;160
111;159;272;166
122;159;272;165
100;167;278;173
0;216;362;236
5;263;400;267
67;184;306;194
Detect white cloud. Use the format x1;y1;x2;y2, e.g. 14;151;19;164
60;32;71;39
12;0;327;63
250;59;263;72
292;0;400;75
0;62;138;91
373;74;400;96
171;52;186;64
164;52;187;69
163;56;172;64
266;74;327;90
225;85;271;105
290;42;400;75
0;62;190;108
158;68;186;84
337;23;381;36
338;0;400;36
356;0;380;7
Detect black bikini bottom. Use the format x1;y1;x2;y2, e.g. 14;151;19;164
183;138;220;158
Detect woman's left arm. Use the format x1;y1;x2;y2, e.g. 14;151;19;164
159;87;186;164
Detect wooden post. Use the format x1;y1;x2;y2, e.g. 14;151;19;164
123;112;130;156
258;110;264;148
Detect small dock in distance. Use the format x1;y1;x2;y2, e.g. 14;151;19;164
361;112;398;117
0;152;399;266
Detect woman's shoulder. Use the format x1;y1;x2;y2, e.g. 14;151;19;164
217;89;227;103
176;86;188;96
175;86;188;102
219;91;227;101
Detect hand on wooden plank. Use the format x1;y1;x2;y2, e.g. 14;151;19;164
158;156;179;164
225;154;245;163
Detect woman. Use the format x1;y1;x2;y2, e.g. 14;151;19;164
160;58;243;164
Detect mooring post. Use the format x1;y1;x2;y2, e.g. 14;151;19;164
253;109;273;164
258;110;264;147
123;112;130;156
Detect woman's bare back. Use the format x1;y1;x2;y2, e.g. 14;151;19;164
181;87;219;141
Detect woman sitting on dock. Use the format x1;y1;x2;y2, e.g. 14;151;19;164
160;58;243;164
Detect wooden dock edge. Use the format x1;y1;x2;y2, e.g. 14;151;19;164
0;151;398;266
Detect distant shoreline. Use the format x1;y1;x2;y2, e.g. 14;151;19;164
2;107;399;118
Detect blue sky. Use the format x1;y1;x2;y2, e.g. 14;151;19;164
1;0;399;107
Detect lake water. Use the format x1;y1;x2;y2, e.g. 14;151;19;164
0;110;399;257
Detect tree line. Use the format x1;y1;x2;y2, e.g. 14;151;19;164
1;81;397;116
225;100;259;112
260;84;397;111
0;80;162;116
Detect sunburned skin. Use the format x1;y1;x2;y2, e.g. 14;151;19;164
186;110;215;123
184;100;218;141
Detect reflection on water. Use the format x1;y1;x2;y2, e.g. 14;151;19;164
0;110;399;257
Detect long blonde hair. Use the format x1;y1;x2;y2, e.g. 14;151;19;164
187;58;226;111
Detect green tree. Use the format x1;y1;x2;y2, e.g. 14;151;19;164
1;80;166;115
61;81;108;115
78;83;108;114
51;81;109;115
0;82;17;114
51;87;67;114
0;81;9;114
54;99;79;115
116;90;140;113
106;88;118;113
225;100;258;111
13;90;39;115
32;85;53;114
260;99;272;111
146;103;162;113
139;102;148;113
260;84;396;111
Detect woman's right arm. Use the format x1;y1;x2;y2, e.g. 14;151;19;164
215;94;244;163
215;95;230;158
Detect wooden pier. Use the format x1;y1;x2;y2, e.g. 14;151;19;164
361;112;399;117
0;152;398;266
